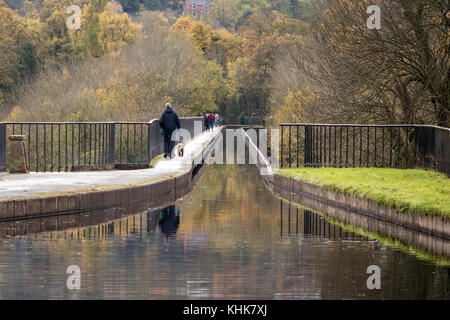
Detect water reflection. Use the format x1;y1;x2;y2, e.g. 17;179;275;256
0;165;448;299
0;205;181;242
280;203;368;241
159;205;180;240
277;184;450;259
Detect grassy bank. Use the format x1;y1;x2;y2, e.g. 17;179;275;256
279;168;450;217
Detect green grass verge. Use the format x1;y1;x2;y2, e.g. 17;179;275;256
279;168;450;217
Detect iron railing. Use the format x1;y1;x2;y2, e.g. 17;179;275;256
280;124;450;176
0;117;203;172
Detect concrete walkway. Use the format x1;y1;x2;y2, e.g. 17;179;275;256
0;127;222;199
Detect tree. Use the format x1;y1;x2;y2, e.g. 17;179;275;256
97;2;142;54
118;0;140;13
81;0;107;57
39;0;81;63
272;87;317;125
271;0;312;21
274;0;450;126
4;0;25;10
1;0;144;117
0;2;42;103
231;8;307;121
10;19;226;122
117;0;182;14
207;0;270;30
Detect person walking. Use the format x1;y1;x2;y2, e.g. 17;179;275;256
159;103;181;159
207;112;215;131
203;112;209;132
214;113;220;127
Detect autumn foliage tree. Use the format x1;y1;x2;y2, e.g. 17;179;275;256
9;13;226;122
0;0;141;117
0;1;41;107
308;0;449;126
2;0;447;128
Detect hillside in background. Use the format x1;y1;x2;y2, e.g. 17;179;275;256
2;0;448;127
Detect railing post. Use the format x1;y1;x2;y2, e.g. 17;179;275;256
108;123;116;165
8;135;29;173
280;125;284;168
288;125;292;168
147;123;151;163
0;123;6;172
304;125;308;167
304;125;312;167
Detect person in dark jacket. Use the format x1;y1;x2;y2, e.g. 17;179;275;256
203;112;209;132
159;103;181;159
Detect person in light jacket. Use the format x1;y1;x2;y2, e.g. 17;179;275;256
214;114;220;127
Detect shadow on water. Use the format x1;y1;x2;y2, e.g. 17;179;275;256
0;164;448;299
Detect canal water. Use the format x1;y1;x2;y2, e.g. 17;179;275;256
0;164;448;299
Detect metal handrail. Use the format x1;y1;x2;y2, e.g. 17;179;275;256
0;117;204;172
279;123;449;176
280;123;450;131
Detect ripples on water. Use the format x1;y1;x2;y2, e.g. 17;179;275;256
0;165;448;299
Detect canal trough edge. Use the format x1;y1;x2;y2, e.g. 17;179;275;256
0;128;224;223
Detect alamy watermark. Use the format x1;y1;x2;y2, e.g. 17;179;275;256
367;5;381;30
66;5;81;30
366;265;381;289
66;265;81;290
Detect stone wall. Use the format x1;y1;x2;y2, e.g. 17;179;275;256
269;173;450;249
